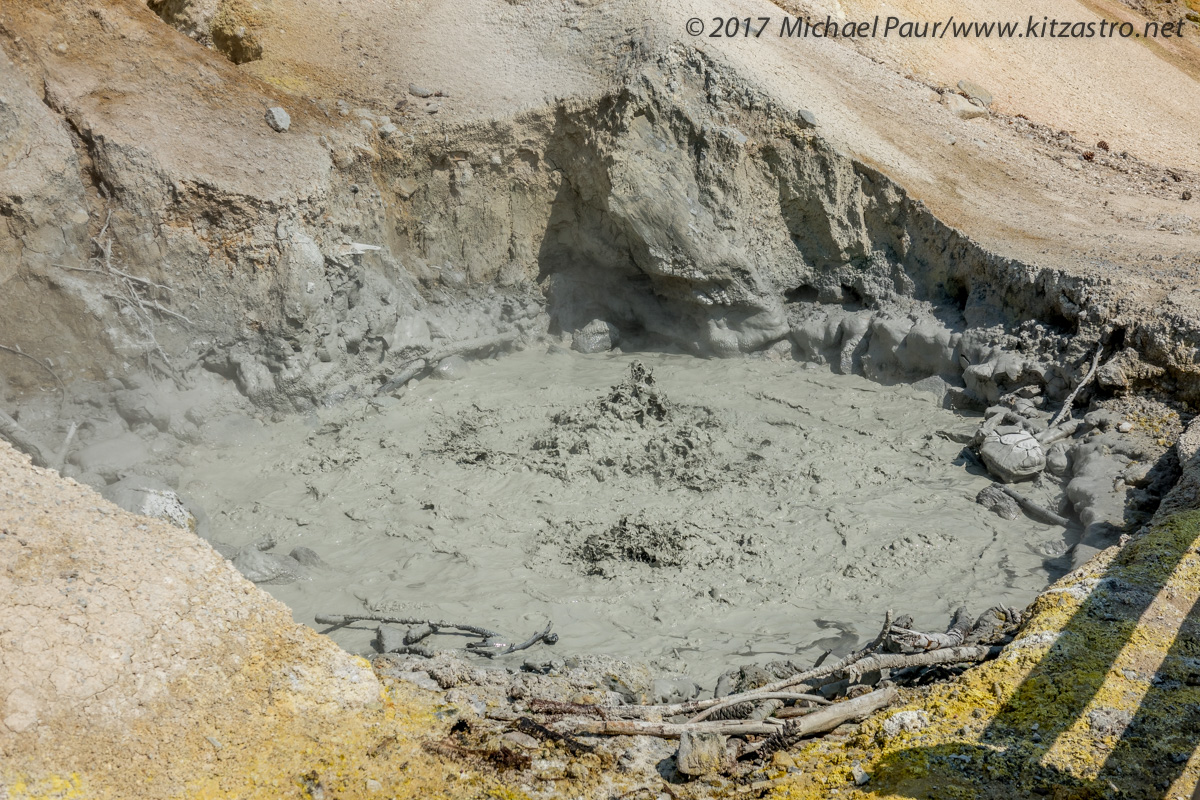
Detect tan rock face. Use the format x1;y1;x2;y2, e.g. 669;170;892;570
0;441;383;795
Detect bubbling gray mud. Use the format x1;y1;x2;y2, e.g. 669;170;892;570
178;350;1064;684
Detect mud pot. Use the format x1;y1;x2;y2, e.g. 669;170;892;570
177;349;1067;684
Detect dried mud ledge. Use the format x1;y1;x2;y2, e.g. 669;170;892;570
4;43;1200;799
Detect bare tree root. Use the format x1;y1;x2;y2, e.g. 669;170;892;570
1050;342;1104;427
0;344;67;412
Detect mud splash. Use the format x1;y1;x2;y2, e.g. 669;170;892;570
178;350;1066;683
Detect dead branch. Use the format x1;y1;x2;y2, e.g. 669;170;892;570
1036;418;1082;445
55;421;78;471
315;613;500;639
428;331;519;363
466;621;558;658
839;645;1000;684
514;717;595;755
528;699;611;719
609;611;895;720
376;332;520;395
376;359;427;395
888;606;971;652
1050;342;1104;427
998;485;1070;526
561;718;786;738
743;686;897;759
687;693;830;724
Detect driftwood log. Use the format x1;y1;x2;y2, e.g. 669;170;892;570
376;331;520;395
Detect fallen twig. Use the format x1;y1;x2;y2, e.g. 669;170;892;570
55;421;78;471
889;606;971;652
687;693;830;724
998;485;1070;526
743;686;898;758
528;699;612;719
839;645;1000;684
316;613;500;639
607;612;896;720
561;718;786;738
466;621;558;658
376;332;520;394
1050;342;1104;427
514;716;594;755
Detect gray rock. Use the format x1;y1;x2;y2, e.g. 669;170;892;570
572;319;620;354
976;484;1020;520
675;731;728;776
231;547;305;584
943;93;988;120
102;475;196;530
264;106;290;132
432;355;469;381
113;388;171;430
979;429;1046;482
650;676;699;704
796;108;817;128
956;79;993;107
405;623;434;645
1046;441;1072;477
378;624;407;653
408;83;434;98
288;546;329;569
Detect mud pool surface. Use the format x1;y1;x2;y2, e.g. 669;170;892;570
180;349;1068;684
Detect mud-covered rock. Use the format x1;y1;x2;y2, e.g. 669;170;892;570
676;731;728;776
979;429;1046;482
101;475;196;530
976;484;1021;519
432;355;469;380
572;319;619;354
232;547;306;584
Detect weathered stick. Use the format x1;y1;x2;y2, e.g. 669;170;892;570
1050;343;1104;427
561;718;787;738
0;408;51;468
840;645;1000;683
1036;418;1082;445
315;613;500;638
999;485;1070;527
55;421;78;472
889;606;971;652
376;332;520;394
376;359;427;395
428;331;519;363
743;686;898;758
611;611;896;720
688;693;831;724
466;621;557;657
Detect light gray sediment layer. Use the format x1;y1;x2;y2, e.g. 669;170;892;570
177;350;1068;684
